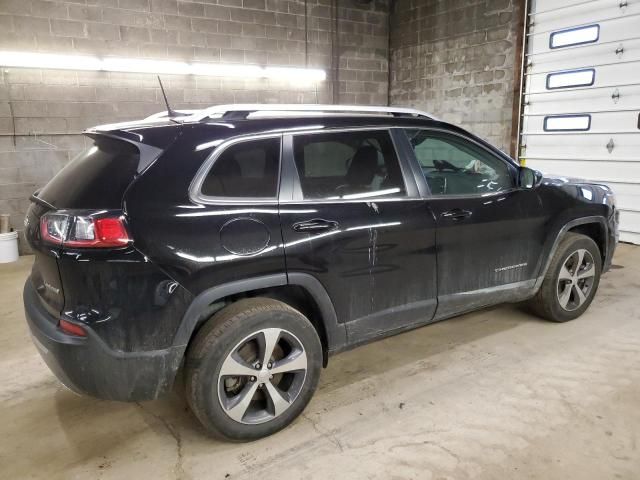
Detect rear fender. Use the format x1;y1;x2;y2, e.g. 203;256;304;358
173;273;347;355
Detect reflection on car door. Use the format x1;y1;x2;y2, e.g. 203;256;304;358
401;128;547;318
278;129;439;344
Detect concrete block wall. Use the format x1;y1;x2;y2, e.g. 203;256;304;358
0;0;389;251
389;0;523;152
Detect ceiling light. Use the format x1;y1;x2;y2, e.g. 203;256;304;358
0;51;327;82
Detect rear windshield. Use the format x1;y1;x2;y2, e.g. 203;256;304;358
37;135;140;209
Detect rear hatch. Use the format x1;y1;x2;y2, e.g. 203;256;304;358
25;132;164;318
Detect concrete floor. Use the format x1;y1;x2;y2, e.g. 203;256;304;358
1;245;639;480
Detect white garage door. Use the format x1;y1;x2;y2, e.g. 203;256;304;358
520;0;640;244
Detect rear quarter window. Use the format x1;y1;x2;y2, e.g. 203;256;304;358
198;137;281;199
37;135;140;209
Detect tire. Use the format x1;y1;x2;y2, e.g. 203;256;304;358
529;232;602;322
185;297;322;441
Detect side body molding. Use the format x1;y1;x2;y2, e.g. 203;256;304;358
172;272;347;356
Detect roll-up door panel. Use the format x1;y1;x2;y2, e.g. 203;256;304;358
520;0;640;244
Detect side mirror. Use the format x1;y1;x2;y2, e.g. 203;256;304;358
519;167;542;189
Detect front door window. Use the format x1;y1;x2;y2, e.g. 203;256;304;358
404;129;514;196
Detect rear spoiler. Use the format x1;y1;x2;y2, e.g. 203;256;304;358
84;132;165;174
30;191;55;209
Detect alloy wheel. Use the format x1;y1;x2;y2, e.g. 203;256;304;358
217;328;308;424
556;248;596;311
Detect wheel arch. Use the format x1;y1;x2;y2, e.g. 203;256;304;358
173;273;346;367
567;222;607;265
535;216;608;291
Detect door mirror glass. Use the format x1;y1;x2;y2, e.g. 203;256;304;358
519;167;538;189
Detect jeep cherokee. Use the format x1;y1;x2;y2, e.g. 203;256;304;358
23;104;618;441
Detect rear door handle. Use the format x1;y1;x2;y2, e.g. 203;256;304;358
441;208;472;220
292;218;339;233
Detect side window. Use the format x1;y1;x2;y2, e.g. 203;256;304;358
293;130;406;200
404;129;514;196
200;137;280;198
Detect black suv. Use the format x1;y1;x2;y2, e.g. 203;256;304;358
23;104;618;441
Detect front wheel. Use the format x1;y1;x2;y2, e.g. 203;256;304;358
529;232;602;322
185;298;322;441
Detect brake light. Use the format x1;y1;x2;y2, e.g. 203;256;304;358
40;212;131;248
59;319;87;337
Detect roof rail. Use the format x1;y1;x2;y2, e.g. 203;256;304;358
143;109;200;121
180;104;434;122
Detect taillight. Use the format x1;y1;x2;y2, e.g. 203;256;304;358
40;212;131;248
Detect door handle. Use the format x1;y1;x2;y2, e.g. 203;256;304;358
292;218;339;233
441;209;472;220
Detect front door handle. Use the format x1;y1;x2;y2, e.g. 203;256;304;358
292;218;339;233
441;208;472;221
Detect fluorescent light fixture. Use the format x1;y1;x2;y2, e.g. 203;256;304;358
264;66;326;82
191;63;263;77
0;51;326;81
103;57;191;75
0;51;102;71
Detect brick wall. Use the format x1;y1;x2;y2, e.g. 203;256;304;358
0;0;389;251
389;0;522;152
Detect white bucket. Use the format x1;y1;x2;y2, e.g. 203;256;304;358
0;231;19;263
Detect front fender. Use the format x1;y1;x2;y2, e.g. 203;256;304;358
534;215;609;291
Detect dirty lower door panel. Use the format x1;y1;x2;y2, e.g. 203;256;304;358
279;199;438;344
429;189;546;319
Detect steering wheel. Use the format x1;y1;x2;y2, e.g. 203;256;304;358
433;159;461;172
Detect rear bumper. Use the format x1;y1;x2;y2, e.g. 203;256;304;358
23;280;184;401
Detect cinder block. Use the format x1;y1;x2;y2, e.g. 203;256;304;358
13;15;51;35
191;17;218;33
220;48;245;63
205;33;232;49
177;1;204;18
178;30;206;47
36;34;74;52
119;0;150;12
204;4;231;20
31;1;67;19
86;23;121;40
68;5;104;22
0;0;32;15
150;28;178;44
50;19;86;37
231;35;257;50
243;0;266;9
120;26;151;42
151;0;178;14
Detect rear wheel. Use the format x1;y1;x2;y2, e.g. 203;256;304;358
185;298;322;441
529;233;602;322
